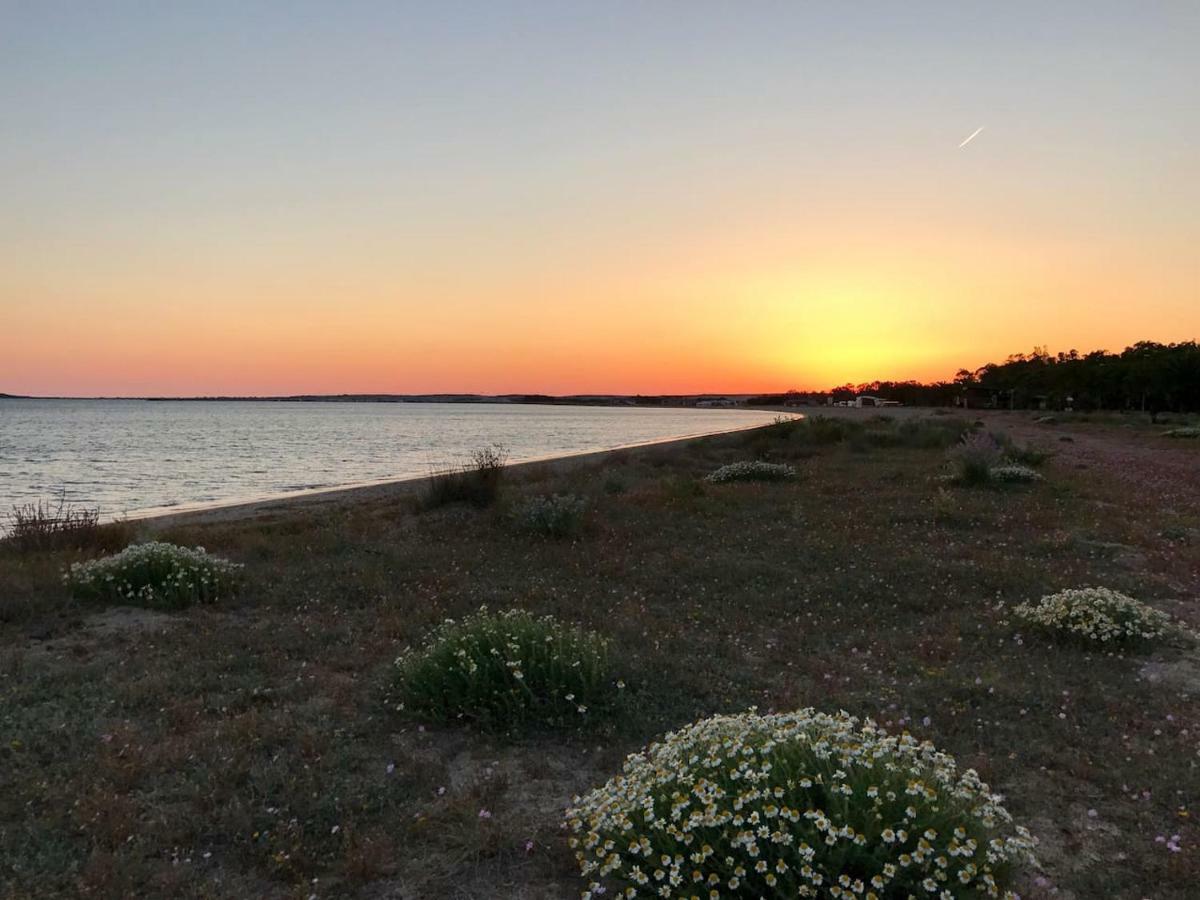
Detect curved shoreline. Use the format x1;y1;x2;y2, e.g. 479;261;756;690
133;414;796;530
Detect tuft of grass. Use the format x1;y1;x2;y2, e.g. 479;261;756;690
3;496;133;554
63;541;242;609
511;493;588;538
946;431;1003;485
420;444;509;510
393;607;622;731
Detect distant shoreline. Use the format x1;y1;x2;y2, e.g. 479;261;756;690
2;393;777;406
133;415;797;531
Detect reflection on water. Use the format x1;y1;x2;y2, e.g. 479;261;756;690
0;400;780;518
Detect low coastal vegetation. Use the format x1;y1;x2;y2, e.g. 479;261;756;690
1014;587;1176;646
511;493;588;538
989;463;1044;484
420;444;509;509
704;459;796;483
393;607;620;731
1163;426;1200;439
567;709;1037;899
1;410;1197;897
2;496;130;553
63;541;242;608
946;432;1051;487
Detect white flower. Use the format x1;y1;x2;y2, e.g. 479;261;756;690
1014;587;1173;644
705;461;796;484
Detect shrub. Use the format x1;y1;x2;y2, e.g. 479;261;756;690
63;541;242;609
512;493;587;538
3;497;132;553
394;607;621;730
567;708;1036;899
794;415;861;446
705;461;796;484
1002;441;1052;467
989;464;1044;483
895;416;973;449
602;474;628;495
1014;587;1174;645
659;474;706;502
421;444;508;509
946;431;1003;485
1162;426;1200;439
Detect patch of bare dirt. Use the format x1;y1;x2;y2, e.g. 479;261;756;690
1139;654;1200;694
12;605;177;665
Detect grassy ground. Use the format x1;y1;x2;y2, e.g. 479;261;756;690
2;412;1198;898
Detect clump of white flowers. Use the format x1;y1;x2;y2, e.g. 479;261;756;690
394;607;622;731
1162;426;1200;439
989;464;1043;483
1014;587;1173;644
705;461;796;484
567;709;1035;899
63;541;241;609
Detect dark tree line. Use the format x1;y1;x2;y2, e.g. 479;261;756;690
748;341;1200;413
858;341;1200;413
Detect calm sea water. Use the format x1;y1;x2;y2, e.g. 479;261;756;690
0;399;779;519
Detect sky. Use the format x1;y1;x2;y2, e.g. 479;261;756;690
2;2;1197;396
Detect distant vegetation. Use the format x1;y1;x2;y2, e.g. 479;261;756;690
750;340;1200;414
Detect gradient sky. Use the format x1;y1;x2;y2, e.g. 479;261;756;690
2;2;1197;396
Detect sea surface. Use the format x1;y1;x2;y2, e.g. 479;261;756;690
0;399;781;519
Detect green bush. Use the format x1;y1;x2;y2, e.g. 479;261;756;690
420;444;508;509
512;493;587;538
567;709;1036;899
63;541;242;609
394;607;621;730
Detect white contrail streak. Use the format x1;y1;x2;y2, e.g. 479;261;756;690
958;126;985;149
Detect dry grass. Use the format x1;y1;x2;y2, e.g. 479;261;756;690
1;414;1197;898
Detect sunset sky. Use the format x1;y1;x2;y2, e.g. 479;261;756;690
2;2;1197;396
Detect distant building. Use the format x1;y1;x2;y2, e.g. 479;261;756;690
696;397;742;408
853;395;900;408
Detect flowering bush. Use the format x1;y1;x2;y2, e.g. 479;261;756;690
705;461;796;484
989;464;1043;484
394;607;621;730
512;493;587;538
63;541;241;609
567;709;1035;899
1014;587;1173;644
946;431;1002;485
1162;426;1200;439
